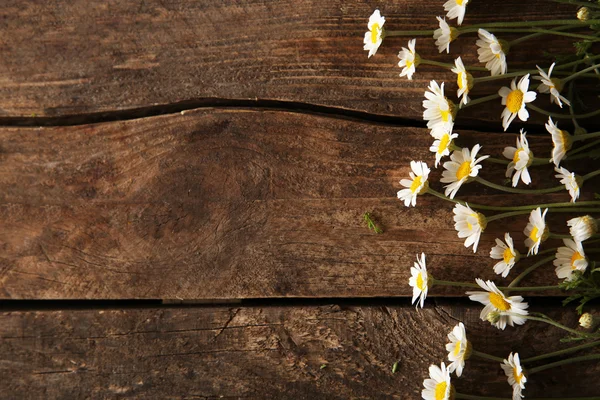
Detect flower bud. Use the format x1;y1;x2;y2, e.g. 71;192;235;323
579;313;595;329
487;311;502;325
577;7;590;21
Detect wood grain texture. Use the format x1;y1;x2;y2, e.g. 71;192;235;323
1;304;598;399
1;109;595;299
0;0;580;123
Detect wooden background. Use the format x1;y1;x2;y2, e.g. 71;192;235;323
0;1;599;399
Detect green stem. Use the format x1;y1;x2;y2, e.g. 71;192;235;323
555;54;600;71
504;29;600;44
487;210;530;222
522;315;584;336
568;139;600;157
573;131;600;142
462;19;600;29
507;256;556;289
475;176;564;195
563;63;600;83
529;354;600;375
529;104;600;120
433;280;558;291
522;340;600;363
484;156;546;165
420;58;490;72
550;233;573;239
583;170;600;181
384;30;434;37
461;94;499;108
457;395;600;400
471;350;504;362
550;0;600;8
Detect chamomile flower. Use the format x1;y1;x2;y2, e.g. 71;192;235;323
502;130;533;187
476;29;507;76
446;322;471;377
397;161;431;207
364;10;386;58
467;279;529;330
422;362;454;400
444;0;469;25
409;253;430;308
554;238;588;281
430;126;458;168
453;203;487;253
441;144;489;199
524;208;549;256
434;17;458;54
498;75;537;131
546;117;573;166
501;353;527;400
398;39;420;80
536;63;570;108
451;57;473;106
490;233;520;278
568;216;599;242
423;80;455;131
555;166;582;203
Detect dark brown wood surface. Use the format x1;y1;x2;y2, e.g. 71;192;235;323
1;109;591;299
0;0;578;124
1;303;597;399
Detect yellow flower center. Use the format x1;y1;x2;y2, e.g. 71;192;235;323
489;292;511;311
503;247;514;264
513;367;523;384
435;382;448;400
371;23;380;44
453;341;462;356
416;273;426;291
410;176;423;193
456;161;471;180
406;59;413;69
456;0;464;5
571;251;584;269
457;72;464;89
506;90;524;113
529;226;539;242
559;130;573;152
513;149;521;164
438;134;451;154
441;109;450;122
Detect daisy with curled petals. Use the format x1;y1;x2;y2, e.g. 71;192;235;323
446;322;471;377
363;10;385;58
555;166;582;203
444;0;469;25
546;117;573;166
524;207;549;255
409;253;430;308
568;216;598;242
501;353;527;400
422;362;454;400
397;161;430;207
451;57;473;106
467;279;529;330
434;16;458;54
423;80;455;131
476;29;507;76
453;203;487;253
430;125;458;168
441;144;489;199
490;233;520;278
398;39;420;80
536;63;570;108
499;74;537;131
554;238;588;282
502;130;533;187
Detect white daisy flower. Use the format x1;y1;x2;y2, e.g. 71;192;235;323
434;16;458;54
568;216;599;242
364;10;386;58
398;39;420;80
441;144;489;199
555;166;582;203
446;322;471;377
423;80;455;131
498;74;537;131
476;29;507;76
397;161;431;207
545;117;573;166
554;238;588;281
453;203;487;253
451;57;473;106
536;63;570;108
502;130;533;187
443;0;469;25
501;353;527;400
430;126;458;168
467;279;529;330
422;362;454;400
409;253;430;308
524;208;549;256
490;233;520;278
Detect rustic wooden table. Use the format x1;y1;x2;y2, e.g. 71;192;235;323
0;1;598;398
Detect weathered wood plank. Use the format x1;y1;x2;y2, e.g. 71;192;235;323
0;0;577;121
0;304;597;399
0;109;594;299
